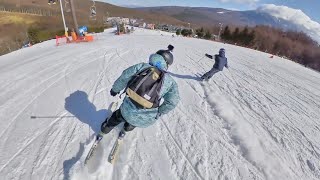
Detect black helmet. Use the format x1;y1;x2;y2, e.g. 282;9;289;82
219;48;225;57
219;48;225;53
156;45;174;65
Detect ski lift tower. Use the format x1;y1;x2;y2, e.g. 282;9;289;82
58;0;68;37
69;0;97;33
218;23;223;41
56;0;95;45
70;0;80;34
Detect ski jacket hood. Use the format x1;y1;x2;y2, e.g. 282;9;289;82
219;50;225;58
149;54;168;71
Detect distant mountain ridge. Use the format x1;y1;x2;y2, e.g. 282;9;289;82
0;0;187;26
120;4;145;8
1;1;319;44
136;6;320;44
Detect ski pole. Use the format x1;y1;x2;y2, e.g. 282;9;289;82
197;55;205;62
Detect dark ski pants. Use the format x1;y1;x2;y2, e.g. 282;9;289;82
100;109;135;134
201;68;220;79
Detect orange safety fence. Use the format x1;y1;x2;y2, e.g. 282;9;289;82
56;33;94;45
75;35;94;42
56;35;70;46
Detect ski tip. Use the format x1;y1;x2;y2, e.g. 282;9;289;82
108;157;114;164
108;140;123;165
108;156;117;165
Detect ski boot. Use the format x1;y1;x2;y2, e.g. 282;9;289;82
96;132;104;141
118;130;126;140
201;76;208;81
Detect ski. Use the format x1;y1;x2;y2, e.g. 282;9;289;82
84;101;119;165
108;131;125;164
84;136;102;165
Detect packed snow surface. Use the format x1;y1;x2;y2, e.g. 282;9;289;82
0;28;319;180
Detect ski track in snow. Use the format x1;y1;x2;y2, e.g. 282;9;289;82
0;28;320;180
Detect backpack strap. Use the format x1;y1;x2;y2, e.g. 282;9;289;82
119;67;149;98
149;69;164;96
133;68;153;92
120;66;165;106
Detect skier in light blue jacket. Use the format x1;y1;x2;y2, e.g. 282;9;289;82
99;45;180;139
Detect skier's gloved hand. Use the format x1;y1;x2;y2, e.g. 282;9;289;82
110;89;119;97
168;44;174;51
205;53;213;59
226;65;229;69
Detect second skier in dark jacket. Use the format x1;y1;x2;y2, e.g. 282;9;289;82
201;48;228;80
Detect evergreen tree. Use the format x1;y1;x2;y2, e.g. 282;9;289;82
240;26;250;45
196;27;205;38
181;29;189;36
204;30;212;40
176;29;181;35
221;26;231;41
188;29;193;36
248;30;255;45
232;27;240;43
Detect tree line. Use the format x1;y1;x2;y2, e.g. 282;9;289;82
176;28;212;40
176;25;320;71
221;25;320;71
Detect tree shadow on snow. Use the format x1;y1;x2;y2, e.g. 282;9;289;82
167;72;202;81
64;90;112;134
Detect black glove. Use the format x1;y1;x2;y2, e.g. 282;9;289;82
110;89;119;97
168;44;174;51
205;53;213;59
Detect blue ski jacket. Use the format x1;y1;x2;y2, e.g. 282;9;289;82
111;54;180;128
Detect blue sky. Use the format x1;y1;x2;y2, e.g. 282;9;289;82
98;0;320;23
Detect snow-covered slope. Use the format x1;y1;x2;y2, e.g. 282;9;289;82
0;28;319;180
